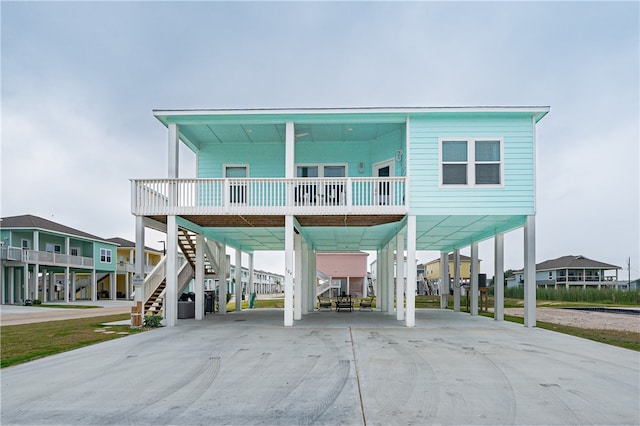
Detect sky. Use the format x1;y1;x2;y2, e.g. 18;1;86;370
1;1;639;280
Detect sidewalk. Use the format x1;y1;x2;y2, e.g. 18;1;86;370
0;301;132;326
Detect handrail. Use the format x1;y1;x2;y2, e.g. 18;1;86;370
131;177;407;216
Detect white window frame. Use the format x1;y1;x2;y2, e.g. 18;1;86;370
46;243;62;253
100;248;112;263
295;163;348;178
70;247;80;257
224;164;250;205
21;239;30;250
439;137;504;188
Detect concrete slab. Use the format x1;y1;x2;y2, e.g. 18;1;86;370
1;309;638;425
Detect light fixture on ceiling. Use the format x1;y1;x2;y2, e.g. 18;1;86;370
295;132;309;139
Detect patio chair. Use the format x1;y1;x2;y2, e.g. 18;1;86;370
317;296;333;311
359;295;375;311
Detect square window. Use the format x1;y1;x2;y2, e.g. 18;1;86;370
443;164;468;185
442;141;468;162
475;140;500;161
475;164;500;184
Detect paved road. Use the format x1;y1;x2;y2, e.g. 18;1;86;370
1;309;638;425
0;301;131;326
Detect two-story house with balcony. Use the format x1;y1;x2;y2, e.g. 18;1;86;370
130;106;549;327
106;237;164;299
506;255;621;289
1;215;118;304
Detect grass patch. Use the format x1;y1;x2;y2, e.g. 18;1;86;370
478;312;640;351
1;314;146;368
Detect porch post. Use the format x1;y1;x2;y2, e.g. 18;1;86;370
8;267;15;304
284;215;294;326
494;233;505;321
301;239;309;315
134;216;145;300
453;249;461;312
405;215;416;327
71;272;76;302
294;233;302;320
470;242;479;316
218;243;227;315
440;251;449;309
91;269;97;302
378;249;387;313
168;123;179;179
0;261;5;304
248;253;254;308
165;215;177;326
64;267;70;303
524;215;536;327
235;249;242;312
195;234;204;320
309;247;317;312
386;239;395;316
40;268;45;303
396;232;405;321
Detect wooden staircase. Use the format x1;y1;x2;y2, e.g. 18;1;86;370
177;228;217;275
144;279;166;316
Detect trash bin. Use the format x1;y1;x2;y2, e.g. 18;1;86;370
204;291;215;314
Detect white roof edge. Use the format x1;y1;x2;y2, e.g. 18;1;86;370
153;106;550;117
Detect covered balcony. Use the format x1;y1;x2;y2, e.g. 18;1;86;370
131;176;407;223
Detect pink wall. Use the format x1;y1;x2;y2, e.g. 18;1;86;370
316;252;368;276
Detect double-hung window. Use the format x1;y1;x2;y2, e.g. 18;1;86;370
100;248;112;263
440;138;503;186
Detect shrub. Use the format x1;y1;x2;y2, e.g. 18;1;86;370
32;299;42;305
143;315;163;328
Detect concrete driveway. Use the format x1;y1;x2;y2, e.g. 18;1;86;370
1;309;638;425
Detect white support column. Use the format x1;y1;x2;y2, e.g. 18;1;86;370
494;233;505;321
168;123;179;179
386;239;395;316
309;247;316;312
64;267;70;303
285;122;295;179
110;272;116;301
396;232;405;321
91;269;97;302
284;215;294;326
0;261;5;304
248;253;254;307
301;239;309;315
71;272;76;302
378;249;386;312
218;243;227;315
405;215;416;327
8;267;14;304
453;249;461;312
165;215;178;326
39;268;44;303
440;251;449;309
294;233;302;320
235;249;242;312
524;215;536;327
470;242;479;316
195;234;204;320
21;267;28;304
134;216;145;305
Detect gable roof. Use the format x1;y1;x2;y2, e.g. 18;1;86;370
1;214;112;244
536;255;620;271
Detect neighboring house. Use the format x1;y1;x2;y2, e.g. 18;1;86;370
316;251;369;297
0;215;118;304
423;254;478;282
130;105;549;327
226;265;283;295
506;255;622;289
106;237;163;299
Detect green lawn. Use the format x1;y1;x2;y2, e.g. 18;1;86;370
1;314;146;368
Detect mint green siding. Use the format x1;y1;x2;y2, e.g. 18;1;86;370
199;142;285;178
408;113;535;215
93;243;117;272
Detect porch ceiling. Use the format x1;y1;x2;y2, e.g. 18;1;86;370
175;122;404;151
148;214;527;253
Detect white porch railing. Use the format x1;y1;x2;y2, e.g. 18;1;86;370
131;177;407;216
1;247;94;268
